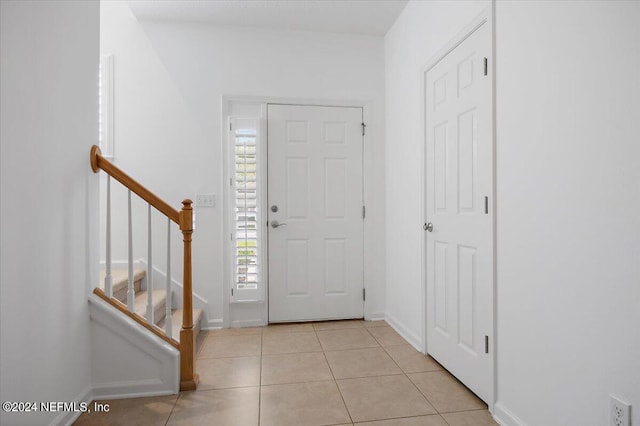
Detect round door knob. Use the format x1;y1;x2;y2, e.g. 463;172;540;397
424;222;433;232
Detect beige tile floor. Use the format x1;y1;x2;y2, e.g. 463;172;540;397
74;320;497;425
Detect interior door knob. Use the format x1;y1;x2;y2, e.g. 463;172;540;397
424;222;433;232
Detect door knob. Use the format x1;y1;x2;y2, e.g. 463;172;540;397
271;220;287;228
424;222;433;232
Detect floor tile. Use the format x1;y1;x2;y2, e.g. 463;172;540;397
207;327;263;336
198;334;261;359
325;347;402;379
167;387;259;425
367;326;407;346
408;371;486;413
337;375;436;423
197;356;260;390
384;345;444;373
262;352;333;385
355;414;448;425
260;381;351;426
362;320;388;328
262;331;322;354
441;409;498;425
317;328;379;351
313;319;365;331
263;322;315;334
73;395;177;425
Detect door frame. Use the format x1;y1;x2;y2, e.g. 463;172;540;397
222;95;374;328
419;6;497;410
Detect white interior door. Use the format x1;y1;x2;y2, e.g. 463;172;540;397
268;104;364;322
425;21;493;403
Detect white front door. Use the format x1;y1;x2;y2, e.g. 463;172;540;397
425;21;493;403
268;104;364;322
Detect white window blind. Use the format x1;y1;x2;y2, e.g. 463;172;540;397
231;118;262;301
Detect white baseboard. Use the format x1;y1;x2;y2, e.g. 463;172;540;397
384;312;424;352
229;319;267;328
91;379;177;400
366;311;385;321
493;402;526;426
54;384;92;426
203;318;224;330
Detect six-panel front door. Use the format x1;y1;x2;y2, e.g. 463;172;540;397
268;104;364;322
425;21;493;403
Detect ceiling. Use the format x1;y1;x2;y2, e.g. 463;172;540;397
126;0;409;37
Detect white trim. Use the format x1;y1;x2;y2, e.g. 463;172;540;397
88;294;179;398
91;380;176;400
52;384;93;426
222;94;374;327
493;402;527;426
366;311;385;321
230;319;267;328
385;312;423;352
420;4;496;410
203;318;224;330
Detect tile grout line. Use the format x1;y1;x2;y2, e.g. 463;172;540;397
319;328;355;425
377;330;445;420
164;392;181;426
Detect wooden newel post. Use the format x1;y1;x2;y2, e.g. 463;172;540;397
179;199;198;391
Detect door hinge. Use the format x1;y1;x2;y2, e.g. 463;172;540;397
485;335;489;354
363;288;366;301
484;196;489;214
230;233;233;241
362;205;366;219
483;57;488;76
229;121;233;131
361;122;366;136
230;177;233;186
231;288;234;297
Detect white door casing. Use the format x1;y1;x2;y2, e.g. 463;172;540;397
268;104;364;322
425;20;493;403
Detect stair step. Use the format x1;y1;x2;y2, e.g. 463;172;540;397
99;268;145;303
156;308;203;343
133;289;167;324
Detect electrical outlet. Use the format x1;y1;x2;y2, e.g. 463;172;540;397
195;193;215;208
610;395;631;426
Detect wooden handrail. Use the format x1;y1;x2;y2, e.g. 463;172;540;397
90;145;198;392
90;145;180;224
93;288;180;350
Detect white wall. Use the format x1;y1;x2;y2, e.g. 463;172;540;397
0;1;99;425
385;0;640;425
495;1;640;425
100;1;386;326
384;0;488;347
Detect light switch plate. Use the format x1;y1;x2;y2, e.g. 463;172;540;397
195;193;215;208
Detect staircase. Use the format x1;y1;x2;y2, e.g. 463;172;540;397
99;268;203;343
91;145;200;392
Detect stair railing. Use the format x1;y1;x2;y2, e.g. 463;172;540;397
90;145;198;391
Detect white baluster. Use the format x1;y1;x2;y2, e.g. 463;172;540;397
127;190;134;312
165;218;172;338
104;176;113;298
146;204;154;324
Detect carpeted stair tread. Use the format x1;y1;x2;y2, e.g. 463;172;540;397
133;289;167;323
99;268;145;301
156;308;203;342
